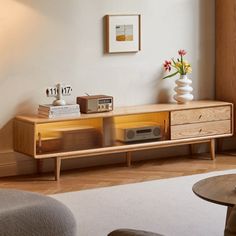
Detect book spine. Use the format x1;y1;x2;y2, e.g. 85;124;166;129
38;108;80;115
39;104;80;111
38;112;80;119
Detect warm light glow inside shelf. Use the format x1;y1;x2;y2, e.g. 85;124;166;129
36;118;103;139
113;112;170;140
114;112;169;126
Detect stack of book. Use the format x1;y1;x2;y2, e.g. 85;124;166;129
38;104;80;118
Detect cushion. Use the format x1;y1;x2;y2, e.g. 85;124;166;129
0;189;76;236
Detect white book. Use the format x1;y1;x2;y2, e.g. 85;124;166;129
38;104;80;112
38;111;81;119
38;107;80;115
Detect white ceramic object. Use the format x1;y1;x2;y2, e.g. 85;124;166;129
53;83;66;106
173;75;194;104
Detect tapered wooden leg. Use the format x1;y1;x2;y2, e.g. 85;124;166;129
36;159;43;174
226;206;233;228
210;139;215;160
55;157;61;181
126;152;131;167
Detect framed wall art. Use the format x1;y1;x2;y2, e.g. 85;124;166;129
105;14;141;53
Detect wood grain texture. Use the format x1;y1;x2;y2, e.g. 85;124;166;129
126;152;132;167
193;173;236;226
171;120;231;140
36;118;103;138
15;101;232;124
0;154;236;194
193;174;236;207
13;101;234;180
13;119;35;157
36;136;62;154
226;207;233;227
14;101;233;160
114;112;170;140
55;157;61;181
35;136;232;159
210;139;215;160
61;127;102;151
171;106;231;125
216;0;236;133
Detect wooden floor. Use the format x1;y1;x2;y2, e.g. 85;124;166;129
0;153;236;195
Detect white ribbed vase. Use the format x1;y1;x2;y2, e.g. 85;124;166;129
173;75;194;104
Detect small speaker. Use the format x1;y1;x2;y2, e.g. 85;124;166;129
153;127;161;137
116;122;162;143
126;130;135;140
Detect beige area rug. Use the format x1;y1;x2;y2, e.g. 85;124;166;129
51;169;236;236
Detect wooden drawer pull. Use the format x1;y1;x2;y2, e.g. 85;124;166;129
199;128;202;133
198;115;202;119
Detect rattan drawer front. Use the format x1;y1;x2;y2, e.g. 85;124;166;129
171;106;231;125
171;120;231;140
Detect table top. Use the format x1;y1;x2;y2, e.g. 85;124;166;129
192;174;236;207
15;100;232;124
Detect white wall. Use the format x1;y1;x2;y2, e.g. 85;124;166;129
0;0;215;176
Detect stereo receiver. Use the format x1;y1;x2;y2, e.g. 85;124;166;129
77;95;113;114
116;122;162;143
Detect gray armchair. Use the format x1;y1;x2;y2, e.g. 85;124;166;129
0;189;76;236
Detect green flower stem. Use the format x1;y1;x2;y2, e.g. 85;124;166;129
180;55;185;74
172;58;176;65
162;71;179;79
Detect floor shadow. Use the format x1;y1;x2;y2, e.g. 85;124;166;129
0;99;36;176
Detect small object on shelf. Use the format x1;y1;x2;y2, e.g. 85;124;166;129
38;104;80;119
13;101;233;181
46;83;72;106
162;50;193;104
174;75;194;104
115;122;162;143
77;95;113;114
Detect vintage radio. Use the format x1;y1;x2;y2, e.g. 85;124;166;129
116;122;162;143
77;95;113;114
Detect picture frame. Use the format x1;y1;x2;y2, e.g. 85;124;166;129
105;14;141;53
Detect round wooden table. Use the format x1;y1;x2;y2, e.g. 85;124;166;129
192;174;236;226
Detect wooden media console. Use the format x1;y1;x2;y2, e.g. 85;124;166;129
13;100;233;181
